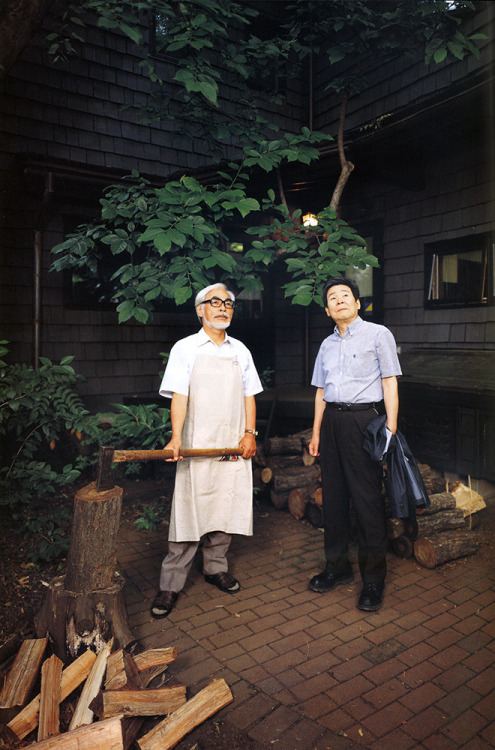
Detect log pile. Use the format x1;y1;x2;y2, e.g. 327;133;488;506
255;437;483;569
0;638;233;749
387;482;480;567
254;429;324;527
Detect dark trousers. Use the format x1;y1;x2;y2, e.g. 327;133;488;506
319;406;387;584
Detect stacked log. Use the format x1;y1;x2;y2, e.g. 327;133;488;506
255;429;323;526
1;639;233;749
388;489;480;567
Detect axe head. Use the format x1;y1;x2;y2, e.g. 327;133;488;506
96;446;115;491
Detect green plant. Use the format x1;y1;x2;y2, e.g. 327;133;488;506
0;344;100;508
22;507;73;562
134;504;164;531
98;402;171;478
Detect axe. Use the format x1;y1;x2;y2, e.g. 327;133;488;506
96;445;243;491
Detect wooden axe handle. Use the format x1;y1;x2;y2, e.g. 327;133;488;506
112;448;243;462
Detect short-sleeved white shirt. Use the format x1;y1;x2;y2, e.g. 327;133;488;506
159;328;263;399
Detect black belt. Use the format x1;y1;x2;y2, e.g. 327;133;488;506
326;402;376;411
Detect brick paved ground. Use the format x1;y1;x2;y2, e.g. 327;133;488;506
119;494;495;750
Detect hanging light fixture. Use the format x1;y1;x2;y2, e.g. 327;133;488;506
302;212;318;227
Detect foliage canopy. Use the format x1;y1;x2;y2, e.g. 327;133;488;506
44;0;483;321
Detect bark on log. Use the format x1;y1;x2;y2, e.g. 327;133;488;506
90;686;187;719
270;489;289;510
137;679;233;750
69;641;112;730
392;536;415;559
267;436;302;455
8;650;97;740
122;718;144;750
35;481;135;661
0;634;21;671
288;488;309;520
416;509;465;536
272;465;320;493
306;502;323;528
0;638;48;722
417;492;457;515
35;573;134;661
105;649;140;691
301;448;316;466
387;518;405;540
414;530;480;569
38;655;63;741
261;456;305;484
65;483;123;593
27;714;124;749
313;487;323;507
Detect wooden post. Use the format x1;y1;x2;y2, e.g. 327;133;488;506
35;482;135;660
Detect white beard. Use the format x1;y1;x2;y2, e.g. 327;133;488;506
205;317;231;331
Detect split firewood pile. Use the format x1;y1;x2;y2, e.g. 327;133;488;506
254;429;324;528
0;637;232;749
254;432;484;569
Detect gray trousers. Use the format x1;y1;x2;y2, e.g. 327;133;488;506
159;531;232;592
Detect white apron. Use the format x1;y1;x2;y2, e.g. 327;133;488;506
168;353;253;542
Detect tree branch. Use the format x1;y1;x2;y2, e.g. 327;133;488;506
330;92;354;211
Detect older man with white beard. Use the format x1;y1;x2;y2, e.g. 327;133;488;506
150;283;263;618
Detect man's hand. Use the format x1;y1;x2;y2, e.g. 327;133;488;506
163;436;182;462
308;435;320;457
239;432;256;459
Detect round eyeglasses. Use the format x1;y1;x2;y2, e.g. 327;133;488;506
200;296;235;310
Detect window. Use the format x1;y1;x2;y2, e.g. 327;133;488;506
346;223;384;323
425;233;494;308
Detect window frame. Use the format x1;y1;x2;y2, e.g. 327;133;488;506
424;233;494;310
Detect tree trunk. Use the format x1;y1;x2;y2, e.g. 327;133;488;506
414;530;479;568
35;482;135;661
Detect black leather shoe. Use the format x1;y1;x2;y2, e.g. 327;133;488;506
150;590;178;618
357;582;384;611
205;572;240;593
309;566;354;593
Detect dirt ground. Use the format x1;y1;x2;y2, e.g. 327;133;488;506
0;475;266;750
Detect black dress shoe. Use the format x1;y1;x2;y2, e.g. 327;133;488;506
204;571;240;593
150;590;178;618
309;566;354;593
357;582;384;611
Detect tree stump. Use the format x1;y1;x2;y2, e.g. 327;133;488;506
35;482;135;661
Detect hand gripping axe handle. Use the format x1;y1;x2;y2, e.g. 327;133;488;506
96;445;243;491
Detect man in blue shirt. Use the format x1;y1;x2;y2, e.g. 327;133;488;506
308;277;402;611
